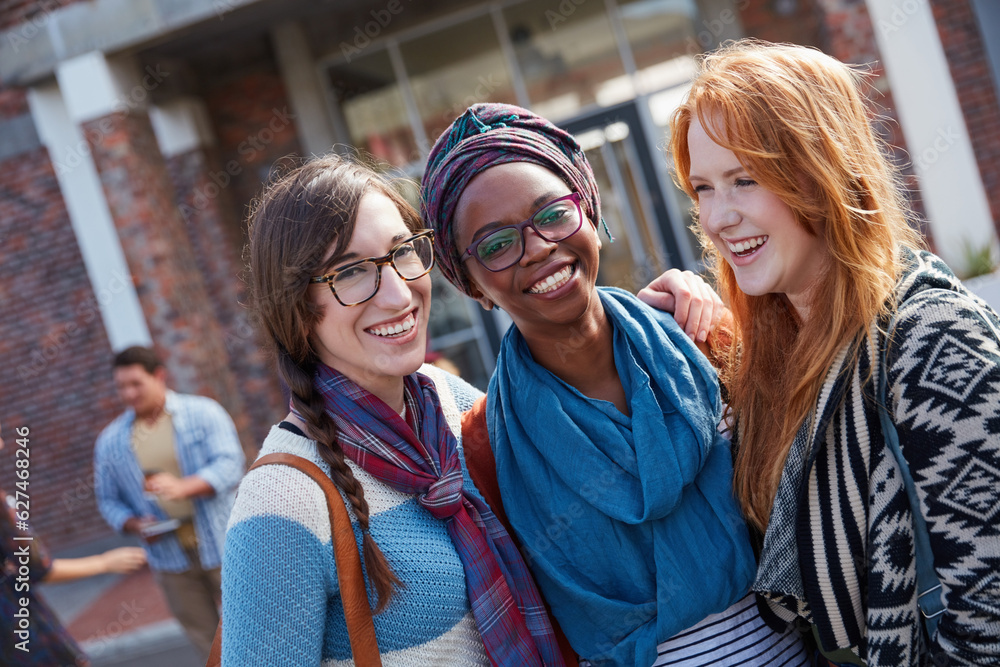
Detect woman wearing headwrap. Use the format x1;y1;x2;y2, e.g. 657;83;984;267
421;103;810;667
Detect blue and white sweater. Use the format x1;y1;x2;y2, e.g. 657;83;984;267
221;364;491;666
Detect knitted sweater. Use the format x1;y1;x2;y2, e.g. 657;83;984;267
754;249;1000;666
221;364;491;666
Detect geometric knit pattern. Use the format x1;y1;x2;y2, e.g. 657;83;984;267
756;249;1000;667
221;364;492;666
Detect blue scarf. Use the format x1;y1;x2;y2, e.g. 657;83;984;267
487;288;756;667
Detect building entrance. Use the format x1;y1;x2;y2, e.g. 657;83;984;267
562;101;684;292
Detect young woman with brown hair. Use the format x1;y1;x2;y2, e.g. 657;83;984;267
220;154;566;666
643;39;1000;665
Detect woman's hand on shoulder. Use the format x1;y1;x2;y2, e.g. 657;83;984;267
637;269;725;344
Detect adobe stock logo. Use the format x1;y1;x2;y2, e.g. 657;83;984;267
877;0;928;38
339;0;414;64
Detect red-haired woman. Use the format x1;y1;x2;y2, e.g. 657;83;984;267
643;39;1000;666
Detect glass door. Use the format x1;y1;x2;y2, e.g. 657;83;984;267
562;101;686;293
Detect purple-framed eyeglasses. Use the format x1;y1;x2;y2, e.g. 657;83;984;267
461;192;584;272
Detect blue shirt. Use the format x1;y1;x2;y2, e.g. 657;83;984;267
94;391;245;572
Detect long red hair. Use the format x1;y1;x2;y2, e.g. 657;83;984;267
670;40;923;531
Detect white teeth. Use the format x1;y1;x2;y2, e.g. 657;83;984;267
528;266;574;294
367;313;415;338
727;236;767;254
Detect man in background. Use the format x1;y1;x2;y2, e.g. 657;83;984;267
94;346;244;659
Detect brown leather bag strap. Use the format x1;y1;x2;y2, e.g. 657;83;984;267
461;395;507;527
206;452;381;667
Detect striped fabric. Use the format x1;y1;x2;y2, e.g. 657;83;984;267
94;391;245;572
310;363;563;666
755;249;1000;665
579;595;809;667
650;595;809;667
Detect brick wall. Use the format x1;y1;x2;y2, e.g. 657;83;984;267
81;110;249;426
165;147;286;448
0;86;118;548
740;0;929;232
737;0;825;48
0;87;28;118
201;63;303;231
0;10;298;548
196;59;303;446
930;0;1000;237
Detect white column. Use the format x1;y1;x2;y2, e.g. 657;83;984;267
148;97;215;158
866;0;998;273
271;21;336;157
54;50;141;123
27;79;152;351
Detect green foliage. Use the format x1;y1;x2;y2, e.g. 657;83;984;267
961;239;999;280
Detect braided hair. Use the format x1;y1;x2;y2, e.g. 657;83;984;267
246;154;421;611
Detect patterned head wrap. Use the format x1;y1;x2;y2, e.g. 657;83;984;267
421;103;606;296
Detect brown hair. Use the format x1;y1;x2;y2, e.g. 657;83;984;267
669;40;923;531
246;153;422;610
113;346;164;375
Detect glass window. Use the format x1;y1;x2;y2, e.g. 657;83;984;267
502;0;628;121
617;0;700;94
578;123;670;292
400;15;517;146
328;49;418;168
648;84;704;266
427;273;492;391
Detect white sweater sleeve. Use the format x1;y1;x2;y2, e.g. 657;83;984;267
221;453;339;666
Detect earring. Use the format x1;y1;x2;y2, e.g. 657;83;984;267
599;217;615;243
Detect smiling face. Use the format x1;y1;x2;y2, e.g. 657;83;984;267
309;190;431;406
453;162;603;341
687;116;830;320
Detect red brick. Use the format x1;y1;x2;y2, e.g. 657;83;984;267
0;145;118;549
930;0;1000;234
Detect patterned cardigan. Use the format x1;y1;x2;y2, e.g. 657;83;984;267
753;249;1000;666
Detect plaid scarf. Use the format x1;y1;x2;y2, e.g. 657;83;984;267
312;363;564;667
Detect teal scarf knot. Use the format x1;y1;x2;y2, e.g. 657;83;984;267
488;288;755;667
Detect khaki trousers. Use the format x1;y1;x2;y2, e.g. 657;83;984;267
153;547;221;660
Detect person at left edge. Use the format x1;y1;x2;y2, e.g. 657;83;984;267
1;418;146;666
93;346;245;660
